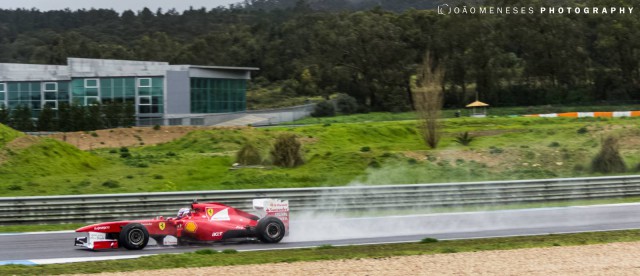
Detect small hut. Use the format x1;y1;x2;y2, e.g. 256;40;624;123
466;100;489;117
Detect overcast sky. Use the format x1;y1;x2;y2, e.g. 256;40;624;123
0;0;243;12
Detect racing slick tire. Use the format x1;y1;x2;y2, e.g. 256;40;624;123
119;223;149;250
256;216;285;243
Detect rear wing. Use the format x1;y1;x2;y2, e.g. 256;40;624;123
253;199;289;231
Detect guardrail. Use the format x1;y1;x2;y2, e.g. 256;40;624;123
2;175;640;225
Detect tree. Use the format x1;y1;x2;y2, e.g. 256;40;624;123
37;104;56;131
270;134;304;168
121;102;136;127
0;104;9;125
591;136;626;174
412;52;443;149
11;105;34;131
57;102;72;132
236;143;262;165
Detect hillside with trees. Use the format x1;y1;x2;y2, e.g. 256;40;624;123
0;0;637;113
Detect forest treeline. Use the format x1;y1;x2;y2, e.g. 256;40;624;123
0;0;638;112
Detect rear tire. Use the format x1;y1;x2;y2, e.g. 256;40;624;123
256;217;285;243
119;223;149;250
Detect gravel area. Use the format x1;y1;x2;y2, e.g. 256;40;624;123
77;241;640;276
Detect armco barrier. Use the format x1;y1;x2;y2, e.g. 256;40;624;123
2;175;640;225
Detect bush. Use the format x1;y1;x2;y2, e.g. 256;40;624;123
360;146;371;152
153;174;164;179
102;180;120;188
236;143;262;165
153;125;161;130
120;147;129;153
420;237;439;243
454;132;474;146
548;141;560;147
577;127;588;134
311;101;335;117
591;136;626;173
270;134;304;168
335;93;358;114
7;184;22;191
195;249;217;255
222;249;238;254
120;152;132;158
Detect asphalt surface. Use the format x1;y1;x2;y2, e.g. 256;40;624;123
2;203;640;263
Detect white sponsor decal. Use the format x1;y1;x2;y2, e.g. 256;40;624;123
211;232;223;237
210;208;230;221
93;226;110;231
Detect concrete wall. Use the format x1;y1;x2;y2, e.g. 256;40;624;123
165;70;191;115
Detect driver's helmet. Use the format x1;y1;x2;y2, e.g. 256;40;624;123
177;207;191;218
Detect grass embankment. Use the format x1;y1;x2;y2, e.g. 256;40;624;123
2;115;640;196
2;230;640;275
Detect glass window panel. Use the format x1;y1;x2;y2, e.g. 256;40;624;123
44;92;57;100
43;101;57;109
139;96;151;105
138;78;151;87
0;83;5;92
44;82;57;91
139;105;151;113
85;79;98;88
8;92;18;100
152;77;163;87
7;83;18;92
0;92;4;101
85;88;98;97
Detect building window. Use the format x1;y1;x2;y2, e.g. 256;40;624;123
43;100;58;110
0;83;5;104
138;78;151;87
43;82;58;92
85;96;100;106
139;96;151;105
85;79;98;88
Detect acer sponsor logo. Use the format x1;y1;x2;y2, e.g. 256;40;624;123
211;232;223;237
93;226;110;230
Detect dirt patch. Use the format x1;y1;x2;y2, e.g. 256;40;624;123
47;126;246;150
0;136;42;164
72;241;640;276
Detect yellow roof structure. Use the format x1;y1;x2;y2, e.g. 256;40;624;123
466;101;489;108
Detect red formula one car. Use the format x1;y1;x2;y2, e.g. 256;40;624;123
74;199;289;250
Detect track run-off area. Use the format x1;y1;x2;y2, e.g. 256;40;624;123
1;203;640;265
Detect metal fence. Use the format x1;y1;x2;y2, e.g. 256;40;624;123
2;175;640;225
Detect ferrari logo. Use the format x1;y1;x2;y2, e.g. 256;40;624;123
206;207;215;218
159;222;165;231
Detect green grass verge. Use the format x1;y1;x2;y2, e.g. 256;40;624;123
0;223;85;233
4;115;640;196
3;230;640;275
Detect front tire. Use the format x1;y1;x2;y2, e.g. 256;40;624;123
119;223;149;250
256;217;285;243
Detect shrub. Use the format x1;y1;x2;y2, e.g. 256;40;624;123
454;131;474;146
368;160;381;168
153;125;161;130
489;146;503;154
153;174;164;180
407;158;418;165
120;147;129;153
166;152;177;157
577;127;588;134
420;237;439;243
102;180;120;188
360;146;371;152
195;249;217;255
222;249;238;254
90;132;98;137
120;152;132;158
270;134;304;168
311;101;335;117
335;93;358;114
7;184;22;191
109;149;117;154
591;136;626;173
548;141;560;147
236;143;262;165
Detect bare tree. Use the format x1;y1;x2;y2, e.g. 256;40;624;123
412;52;444;149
